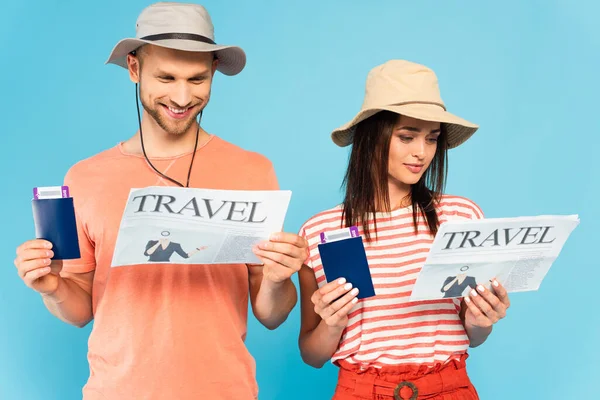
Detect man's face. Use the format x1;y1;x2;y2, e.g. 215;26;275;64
127;45;218;136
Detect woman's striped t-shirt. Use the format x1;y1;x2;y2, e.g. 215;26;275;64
298;195;484;368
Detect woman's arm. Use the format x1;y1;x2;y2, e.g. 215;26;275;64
459;279;510;347
298;265;358;368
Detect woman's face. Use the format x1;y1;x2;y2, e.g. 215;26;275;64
387;115;440;189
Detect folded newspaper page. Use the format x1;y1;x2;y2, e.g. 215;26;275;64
409;215;580;301
111;186;292;267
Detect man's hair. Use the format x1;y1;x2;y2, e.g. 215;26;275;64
132;45;147;68
132;45;219;69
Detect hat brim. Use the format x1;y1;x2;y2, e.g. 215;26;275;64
105;38;246;76
331;103;479;149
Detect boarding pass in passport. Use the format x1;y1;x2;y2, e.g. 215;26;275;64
33;185;70;199
319;226;360;244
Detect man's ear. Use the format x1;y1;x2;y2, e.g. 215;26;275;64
211;56;219;76
127;53;141;83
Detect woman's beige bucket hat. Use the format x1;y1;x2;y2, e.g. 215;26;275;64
331;60;478;148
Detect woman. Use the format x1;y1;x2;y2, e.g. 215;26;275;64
297;60;510;400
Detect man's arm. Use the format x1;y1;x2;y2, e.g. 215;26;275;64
248;232;307;330
248;265;297;330
14;239;94;328
42;269;94;328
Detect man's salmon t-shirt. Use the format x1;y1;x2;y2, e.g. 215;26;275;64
60;135;278;400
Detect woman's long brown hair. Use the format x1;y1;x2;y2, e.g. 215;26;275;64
341;110;448;242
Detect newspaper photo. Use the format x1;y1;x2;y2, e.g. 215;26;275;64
409;215;580;301
111;186;292;267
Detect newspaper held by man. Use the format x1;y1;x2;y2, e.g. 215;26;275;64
409;215;580;301
111;186;292;267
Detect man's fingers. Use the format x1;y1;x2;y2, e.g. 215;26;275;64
16;259;52;279
255;241;305;261
50;260;63;275
252;249;298;271
23;266;52;286
16;239;52;254
15;249;54;266
267;232;307;249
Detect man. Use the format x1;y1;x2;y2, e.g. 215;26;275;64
13;3;306;399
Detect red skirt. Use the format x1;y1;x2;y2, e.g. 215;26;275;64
332;354;479;400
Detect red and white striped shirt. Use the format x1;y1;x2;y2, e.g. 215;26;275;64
299;195;484;369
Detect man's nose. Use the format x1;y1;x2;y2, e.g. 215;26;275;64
169;82;192;108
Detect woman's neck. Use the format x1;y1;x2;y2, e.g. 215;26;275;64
378;179;411;211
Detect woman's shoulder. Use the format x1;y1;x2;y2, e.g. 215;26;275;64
436;194;485;220
298;204;345;239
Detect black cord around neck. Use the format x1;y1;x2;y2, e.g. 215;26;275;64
135;83;200;188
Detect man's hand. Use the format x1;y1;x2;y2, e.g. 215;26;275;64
247;232;307;329
14;239;63;296
251;232;308;283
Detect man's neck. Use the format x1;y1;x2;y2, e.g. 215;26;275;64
122;113;211;158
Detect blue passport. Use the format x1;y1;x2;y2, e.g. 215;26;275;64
317;236;375;299
31;197;81;260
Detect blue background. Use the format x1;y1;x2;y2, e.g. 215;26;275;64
1;0;598;398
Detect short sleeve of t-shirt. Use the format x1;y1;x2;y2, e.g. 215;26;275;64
464;198;484;220
60;165;97;274
264;162;279;191
439;195;485;222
